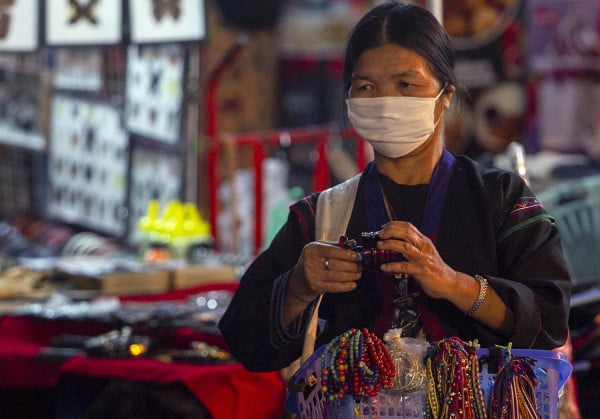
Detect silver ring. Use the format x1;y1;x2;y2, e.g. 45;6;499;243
324;258;331;270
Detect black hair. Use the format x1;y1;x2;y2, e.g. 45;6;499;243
343;2;462;99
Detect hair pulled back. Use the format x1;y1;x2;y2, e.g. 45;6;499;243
343;2;458;96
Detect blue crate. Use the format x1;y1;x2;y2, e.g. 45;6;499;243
286;344;572;419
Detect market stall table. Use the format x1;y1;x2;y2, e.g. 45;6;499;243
0;283;286;418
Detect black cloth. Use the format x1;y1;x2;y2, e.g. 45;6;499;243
219;154;572;372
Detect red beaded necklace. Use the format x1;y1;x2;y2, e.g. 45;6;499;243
320;328;396;405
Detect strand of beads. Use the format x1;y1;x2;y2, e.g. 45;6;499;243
320;328;396;404
489;356;539;419
426;337;487;419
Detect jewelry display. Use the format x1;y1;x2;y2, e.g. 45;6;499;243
290;335;569;418
320;328;395;407
83;326;151;358
426;337;487;419
168;341;235;366
489;349;539;419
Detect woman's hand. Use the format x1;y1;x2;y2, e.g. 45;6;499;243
376;221;511;331
287;241;362;303
376;221;457;300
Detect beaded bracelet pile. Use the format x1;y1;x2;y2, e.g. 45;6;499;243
320;328;396;403
426;337;487;419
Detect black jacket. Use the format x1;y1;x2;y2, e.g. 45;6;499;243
219;155;572;372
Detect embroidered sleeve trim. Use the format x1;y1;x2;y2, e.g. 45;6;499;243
290;195;317;242
508;197;544;216
498;214;555;242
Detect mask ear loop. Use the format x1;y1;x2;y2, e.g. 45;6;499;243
433;83;449;129
436;82;448;100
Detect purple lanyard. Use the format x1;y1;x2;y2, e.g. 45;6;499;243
363;149;456;340
363;149;456;239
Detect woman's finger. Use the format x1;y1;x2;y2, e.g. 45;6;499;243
323;257;362;274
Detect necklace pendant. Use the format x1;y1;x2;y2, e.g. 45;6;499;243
391;278;421;334
393;291;419;309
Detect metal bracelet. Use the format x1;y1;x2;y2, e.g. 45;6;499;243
466;275;488;317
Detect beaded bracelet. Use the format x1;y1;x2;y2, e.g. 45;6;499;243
466;275;488;317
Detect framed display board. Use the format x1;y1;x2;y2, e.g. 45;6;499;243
0;0;39;51
125;43;185;144
45;0;123;46
53;48;103;92
0;75;45;150
47;95;129;236
0;145;37;217
128;0;206;43
128;143;183;243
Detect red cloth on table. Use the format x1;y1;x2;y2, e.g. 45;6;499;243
0;282;287;418
0;316;114;387
60;356;286;419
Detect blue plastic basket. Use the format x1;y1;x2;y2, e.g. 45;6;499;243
286;344;572;419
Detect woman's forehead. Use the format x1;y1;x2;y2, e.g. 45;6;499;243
352;45;433;79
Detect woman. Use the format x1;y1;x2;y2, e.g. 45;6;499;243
218;2;571;372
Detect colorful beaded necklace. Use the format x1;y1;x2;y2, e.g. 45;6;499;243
426;337;488;419
489;354;539;419
320;328;396;405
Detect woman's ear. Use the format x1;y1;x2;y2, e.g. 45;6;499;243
442;85;456;109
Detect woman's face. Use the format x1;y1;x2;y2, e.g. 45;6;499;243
346;43;455;160
348;43;443;100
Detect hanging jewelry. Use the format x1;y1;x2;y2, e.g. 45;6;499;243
320;328;396;406
489;345;539;419
426;337;487;419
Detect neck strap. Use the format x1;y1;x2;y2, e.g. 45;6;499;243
363;149;457;340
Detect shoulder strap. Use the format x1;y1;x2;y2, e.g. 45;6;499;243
315;173;361;242
301;173;361;363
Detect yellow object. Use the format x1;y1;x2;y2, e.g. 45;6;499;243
138;199;212;260
138;199;160;234
129;343;147;357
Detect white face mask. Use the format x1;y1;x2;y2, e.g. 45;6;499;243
346;88;445;158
